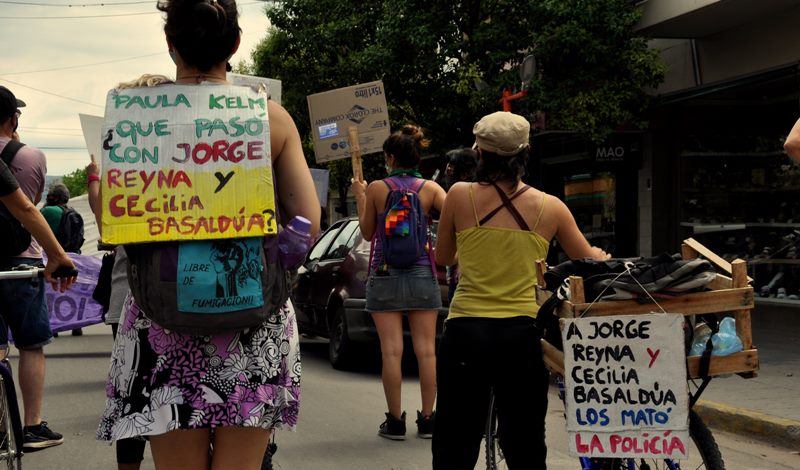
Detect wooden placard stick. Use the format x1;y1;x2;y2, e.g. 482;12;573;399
348;126;363;182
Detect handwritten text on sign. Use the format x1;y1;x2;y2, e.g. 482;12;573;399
101;85;276;244
562;314;689;460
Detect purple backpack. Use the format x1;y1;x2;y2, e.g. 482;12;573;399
379;177;429;268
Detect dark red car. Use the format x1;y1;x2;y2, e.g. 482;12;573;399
292;217;449;369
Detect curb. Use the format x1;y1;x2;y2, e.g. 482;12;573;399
695;399;800;449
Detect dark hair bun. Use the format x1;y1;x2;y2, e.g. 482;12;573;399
158;0;240;72
400;124;429;149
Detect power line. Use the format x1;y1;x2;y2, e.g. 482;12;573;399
0;0;152;5
1;10;155;18
19;131;83;137
0;52;164;76
20;125;82;131
1;0;264;18
0;77;102;108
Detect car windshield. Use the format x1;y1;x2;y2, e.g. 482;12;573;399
321;220;359;260
307;221;344;262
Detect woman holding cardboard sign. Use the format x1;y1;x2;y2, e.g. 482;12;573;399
432;111;608;468
350;125;446;441
95;1;320;469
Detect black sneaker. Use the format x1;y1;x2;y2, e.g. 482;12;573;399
378;411;406;440
23;421;64;450
416;410;435;439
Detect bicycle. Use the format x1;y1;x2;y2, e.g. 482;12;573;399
483;244;753;470
483;388;506;470
0;264;78;469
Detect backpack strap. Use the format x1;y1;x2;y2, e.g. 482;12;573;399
383;175;426;193
0;140;25;166
479;182;531;230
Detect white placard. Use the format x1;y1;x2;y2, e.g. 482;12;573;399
79;113;104;160
561;313;690;460
228;72;282;105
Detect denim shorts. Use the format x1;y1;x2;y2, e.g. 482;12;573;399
366;264;442;313
0;258;53;349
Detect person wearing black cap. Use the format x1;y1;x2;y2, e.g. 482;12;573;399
432;111;609;468
0;85;66;450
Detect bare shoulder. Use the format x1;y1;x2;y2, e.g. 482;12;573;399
368;179;386;189
423;179;445;194
268;100;299;163
267;100;294;133
268;99;290;119
447;181;471;196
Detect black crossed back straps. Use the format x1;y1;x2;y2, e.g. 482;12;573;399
479;181;532;230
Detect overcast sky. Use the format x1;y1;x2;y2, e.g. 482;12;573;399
1;0;272;176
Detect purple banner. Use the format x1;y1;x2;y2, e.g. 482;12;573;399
43;253;105;333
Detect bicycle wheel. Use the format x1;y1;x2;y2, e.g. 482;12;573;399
484;393;509;470
0;370;22;470
583;410;724;470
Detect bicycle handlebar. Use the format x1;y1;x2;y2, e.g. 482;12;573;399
0;265;78;281
52;266;79;278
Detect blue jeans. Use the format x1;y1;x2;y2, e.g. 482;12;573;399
366;265;442;312
0;258;53;349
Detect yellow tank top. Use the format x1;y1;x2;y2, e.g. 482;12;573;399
447;184;550;320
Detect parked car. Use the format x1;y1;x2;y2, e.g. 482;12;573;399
292;217;449;369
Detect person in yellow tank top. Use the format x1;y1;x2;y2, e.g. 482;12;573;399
432;111;609;469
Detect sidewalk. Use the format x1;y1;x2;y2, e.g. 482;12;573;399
690;303;800;449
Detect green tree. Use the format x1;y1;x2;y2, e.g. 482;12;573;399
61;167;87;199
253;0;664;188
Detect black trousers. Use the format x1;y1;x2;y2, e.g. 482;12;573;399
432;316;550;470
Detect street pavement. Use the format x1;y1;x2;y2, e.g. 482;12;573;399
6;318;799;469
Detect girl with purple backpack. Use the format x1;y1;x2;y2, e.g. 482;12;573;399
350;125;446;441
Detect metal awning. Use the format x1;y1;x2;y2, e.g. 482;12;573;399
653;63;799;107
636;0;800;38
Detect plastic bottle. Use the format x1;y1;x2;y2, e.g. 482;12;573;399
278;216;312;270
688;321;713;356
710;317;744;356
688;317;744;357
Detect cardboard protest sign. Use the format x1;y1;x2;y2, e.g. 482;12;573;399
100;84;276;244
307;81;390;163
561;313;690;460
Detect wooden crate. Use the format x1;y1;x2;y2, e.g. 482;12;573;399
537;238;759;379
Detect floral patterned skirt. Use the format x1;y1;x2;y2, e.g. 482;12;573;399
97;293;301;441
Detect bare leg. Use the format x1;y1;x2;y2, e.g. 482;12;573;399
371;311;405;418
211;427;271;470
149;429;211;470
18;348;44;426
408;310;438;415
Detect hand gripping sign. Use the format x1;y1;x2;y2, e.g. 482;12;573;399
100;84;276;244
